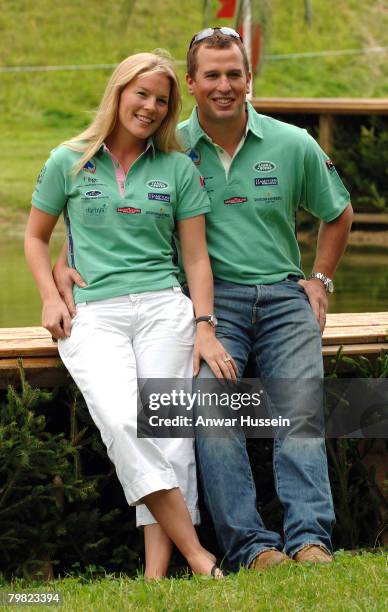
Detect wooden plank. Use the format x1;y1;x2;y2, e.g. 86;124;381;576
319;114;335;153
251;97;388;115
352;213;388;225
325;313;388;327
322;343;388;357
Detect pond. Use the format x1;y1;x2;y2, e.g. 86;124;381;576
1;235;387;328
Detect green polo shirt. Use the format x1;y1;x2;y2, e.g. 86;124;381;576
32;141;210;303
178;103;350;285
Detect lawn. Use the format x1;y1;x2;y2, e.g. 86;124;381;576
0;552;386;611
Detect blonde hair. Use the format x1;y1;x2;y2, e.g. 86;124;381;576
64;50;182;174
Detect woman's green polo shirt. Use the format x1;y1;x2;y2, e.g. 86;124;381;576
32;142;210;304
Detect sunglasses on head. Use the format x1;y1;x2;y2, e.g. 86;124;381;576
189;27;242;49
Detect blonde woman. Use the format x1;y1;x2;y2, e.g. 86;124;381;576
25;51;237;579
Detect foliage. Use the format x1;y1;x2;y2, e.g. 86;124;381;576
0;367;141;580
333;117;388;212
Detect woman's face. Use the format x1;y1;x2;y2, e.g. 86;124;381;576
116;72;171;142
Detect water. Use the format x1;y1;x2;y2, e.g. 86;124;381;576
1;236;387;328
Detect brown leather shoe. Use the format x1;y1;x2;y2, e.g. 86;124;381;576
249;550;291;570
294;545;333;564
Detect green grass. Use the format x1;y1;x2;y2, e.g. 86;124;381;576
0;552;386;611
1;0;387;213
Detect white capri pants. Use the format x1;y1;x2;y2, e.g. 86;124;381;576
58;287;199;527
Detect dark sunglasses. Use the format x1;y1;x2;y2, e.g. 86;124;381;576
189;27;242;49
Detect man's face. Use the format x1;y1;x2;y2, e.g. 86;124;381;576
186;43;251;125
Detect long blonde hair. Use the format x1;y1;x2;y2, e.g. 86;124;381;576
64;50;182;174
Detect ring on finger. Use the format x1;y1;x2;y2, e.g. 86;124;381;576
223;355;231;363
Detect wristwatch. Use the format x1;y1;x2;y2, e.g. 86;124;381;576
194;314;218;328
308;272;334;294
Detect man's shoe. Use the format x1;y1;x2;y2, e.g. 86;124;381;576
294;545;333;564
249;550;291;570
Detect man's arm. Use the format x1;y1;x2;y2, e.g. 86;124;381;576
52;242;87;317
298;202;353;332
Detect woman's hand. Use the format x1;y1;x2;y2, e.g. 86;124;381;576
42;296;72;340
193;325;238;380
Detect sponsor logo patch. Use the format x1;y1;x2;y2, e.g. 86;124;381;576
148;193;171;203
83;160;96;174
85;190;102;198
36;164;47;184
117;207;141;214
147;180;169;189
253;161;276;173
254;177;278;186
224;196;248;206
186;148;201;166
85;204;107;215
326;159;335;172
200;175;205;188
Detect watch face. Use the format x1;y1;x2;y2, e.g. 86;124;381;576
327;280;334;294
210;315;218;327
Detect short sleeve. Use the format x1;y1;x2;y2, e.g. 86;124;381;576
174;155;211;221
31;151;67;216
301;133;350;222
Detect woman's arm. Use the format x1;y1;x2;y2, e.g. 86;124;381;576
177;215;237;380
25;207;72;339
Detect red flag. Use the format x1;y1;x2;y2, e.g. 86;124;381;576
217;0;237;18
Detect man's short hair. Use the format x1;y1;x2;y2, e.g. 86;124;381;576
187;31;250;79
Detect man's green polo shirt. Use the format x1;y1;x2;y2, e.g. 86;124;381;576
178;103;350;285
32;142;210;303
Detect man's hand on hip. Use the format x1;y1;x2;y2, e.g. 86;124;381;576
52;263;86;318
298;278;328;333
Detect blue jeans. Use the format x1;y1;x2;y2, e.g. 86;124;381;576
194;278;335;569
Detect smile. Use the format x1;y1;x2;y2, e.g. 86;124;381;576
135;114;153;125
213;98;234;105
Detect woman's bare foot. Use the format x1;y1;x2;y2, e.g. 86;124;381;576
187;548;224;579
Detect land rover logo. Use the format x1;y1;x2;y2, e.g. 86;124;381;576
85;190;102;198
253;161;276;173
147;180;169;189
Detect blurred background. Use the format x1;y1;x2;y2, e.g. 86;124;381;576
1;0;388;325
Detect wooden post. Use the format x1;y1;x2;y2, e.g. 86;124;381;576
319;113;335;154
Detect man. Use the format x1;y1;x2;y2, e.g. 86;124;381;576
178;27;352;570
53;28;353;571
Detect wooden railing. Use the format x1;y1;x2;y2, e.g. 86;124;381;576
1;313;388;388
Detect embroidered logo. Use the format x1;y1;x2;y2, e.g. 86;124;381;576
326;160;335;173
36;164;47;184
85;190;102;198
185;148;201;166
224;196;248;206
200;175;205;188
83;160;96;174
117;207;141;214
253;161;276;173
147;180;169;189
254;177;278;186
148;193;171;203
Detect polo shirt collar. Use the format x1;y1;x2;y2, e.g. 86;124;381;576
99;137;156;158
186;101;263;148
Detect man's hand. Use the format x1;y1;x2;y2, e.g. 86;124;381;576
193;326;238;380
298;278;328;333
53;264;86;318
42;296;72;339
